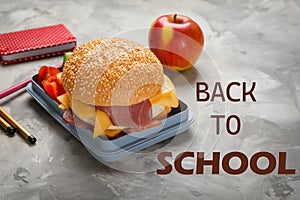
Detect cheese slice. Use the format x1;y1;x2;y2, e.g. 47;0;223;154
150;75;179;108
93;110;121;138
154;106;172;120
57;93;69;110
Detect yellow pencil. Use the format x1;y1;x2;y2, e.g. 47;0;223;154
0;115;16;136
0;107;36;144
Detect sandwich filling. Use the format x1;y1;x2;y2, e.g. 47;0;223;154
58;75;178;138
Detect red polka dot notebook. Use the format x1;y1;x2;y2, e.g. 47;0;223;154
0;24;76;65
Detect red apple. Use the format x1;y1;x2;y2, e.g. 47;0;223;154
149;14;204;71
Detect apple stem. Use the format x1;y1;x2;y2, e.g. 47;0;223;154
174;14;177;23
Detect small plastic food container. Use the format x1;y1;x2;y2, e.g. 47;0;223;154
26;72;194;162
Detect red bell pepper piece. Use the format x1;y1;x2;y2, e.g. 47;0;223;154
37;66;60;85
42;72;66;103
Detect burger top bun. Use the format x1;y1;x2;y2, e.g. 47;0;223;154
61;38;164;106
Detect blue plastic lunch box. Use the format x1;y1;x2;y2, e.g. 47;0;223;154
26;73;194;162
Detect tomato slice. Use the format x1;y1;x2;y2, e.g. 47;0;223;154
42;72;66;103
37;66;60;85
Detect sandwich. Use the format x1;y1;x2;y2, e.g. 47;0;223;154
58;38;179;138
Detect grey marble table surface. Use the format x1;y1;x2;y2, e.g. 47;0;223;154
0;0;300;200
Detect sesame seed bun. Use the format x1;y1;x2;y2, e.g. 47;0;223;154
61;38;164;106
